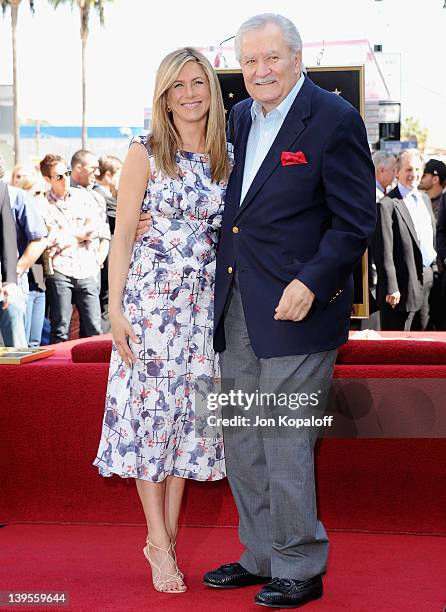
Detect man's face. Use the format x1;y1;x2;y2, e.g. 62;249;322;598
396;154;424;190
379;159;396;190
74;154;100;187
419;172;435;192
239;23;301;114
48;161;71;197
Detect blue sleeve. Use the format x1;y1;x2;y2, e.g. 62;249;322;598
14;190;48;242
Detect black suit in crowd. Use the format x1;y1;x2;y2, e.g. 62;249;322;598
0;181;18;286
374;186;436;331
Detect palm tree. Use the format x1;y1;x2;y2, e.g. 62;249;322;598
48;0;111;148
1;0;35;164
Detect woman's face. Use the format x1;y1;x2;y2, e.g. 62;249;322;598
166;61;211;127
12;166;24;187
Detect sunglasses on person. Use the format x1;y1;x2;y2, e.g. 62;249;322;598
52;170;71;181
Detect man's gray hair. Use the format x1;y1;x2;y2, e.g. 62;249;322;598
372;150;396;170
234;13;302;62
395;148;424;171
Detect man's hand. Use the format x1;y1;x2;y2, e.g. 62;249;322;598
74;230;93;243
385;291;400;308
0;283;17;310
274;278;315;321
16;264;27;278
135;212;152;239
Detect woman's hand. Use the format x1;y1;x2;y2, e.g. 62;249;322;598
110;310;141;367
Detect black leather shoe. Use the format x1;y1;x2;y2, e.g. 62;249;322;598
255;575;323;608
203;562;271;589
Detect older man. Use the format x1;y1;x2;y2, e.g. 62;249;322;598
374;149;436;331
202;13;376;609
364;151;397;330
373;150;396;201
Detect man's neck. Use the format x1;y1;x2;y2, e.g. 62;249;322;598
397;182;422;199
95;180;111;194
376;179;385;194
49;189;70;202
70;176;89;190
427;185;443;200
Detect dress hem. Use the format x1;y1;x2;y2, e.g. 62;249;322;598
94;466;226;484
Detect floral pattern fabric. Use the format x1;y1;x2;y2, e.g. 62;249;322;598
93;135;232;482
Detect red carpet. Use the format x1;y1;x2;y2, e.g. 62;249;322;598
1;524;445;611
2;335;446;610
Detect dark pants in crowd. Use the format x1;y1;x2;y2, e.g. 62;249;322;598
380;266;434;331
45;270;102;343
99;260;110;333
427;271;446;330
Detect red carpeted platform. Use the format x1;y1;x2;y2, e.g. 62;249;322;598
1;524;445;612
1;334;446;610
2;336;446;533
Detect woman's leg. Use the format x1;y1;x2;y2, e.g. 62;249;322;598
135;478;186;592
164;476;186;542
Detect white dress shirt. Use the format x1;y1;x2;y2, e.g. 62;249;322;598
240;73;306;205
398;182;436;267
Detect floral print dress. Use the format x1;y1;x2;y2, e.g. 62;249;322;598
93;135;232;482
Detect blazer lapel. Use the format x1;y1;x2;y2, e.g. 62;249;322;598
391;187;420;248
230;103;254;212
234;76;314;221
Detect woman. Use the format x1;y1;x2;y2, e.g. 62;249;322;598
10;164;26;187
17;175;48;347
93;47;232;593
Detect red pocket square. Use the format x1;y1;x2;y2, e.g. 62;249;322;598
281;151;308;166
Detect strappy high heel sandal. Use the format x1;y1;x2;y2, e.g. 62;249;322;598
143;539;186;593
171;540;184;580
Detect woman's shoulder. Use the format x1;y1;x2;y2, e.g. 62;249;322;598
129;133;153;157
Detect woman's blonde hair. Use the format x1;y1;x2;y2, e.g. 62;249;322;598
150;47;229;183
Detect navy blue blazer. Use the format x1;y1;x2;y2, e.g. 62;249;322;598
213;76;376;357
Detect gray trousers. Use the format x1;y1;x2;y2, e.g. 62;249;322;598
220;276;337;580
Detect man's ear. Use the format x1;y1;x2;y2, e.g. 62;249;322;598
43;175;51;186
294;50;302;76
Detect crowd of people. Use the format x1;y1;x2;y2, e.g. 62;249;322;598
0;150;122;347
369;150;446;331
1;146;445;348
